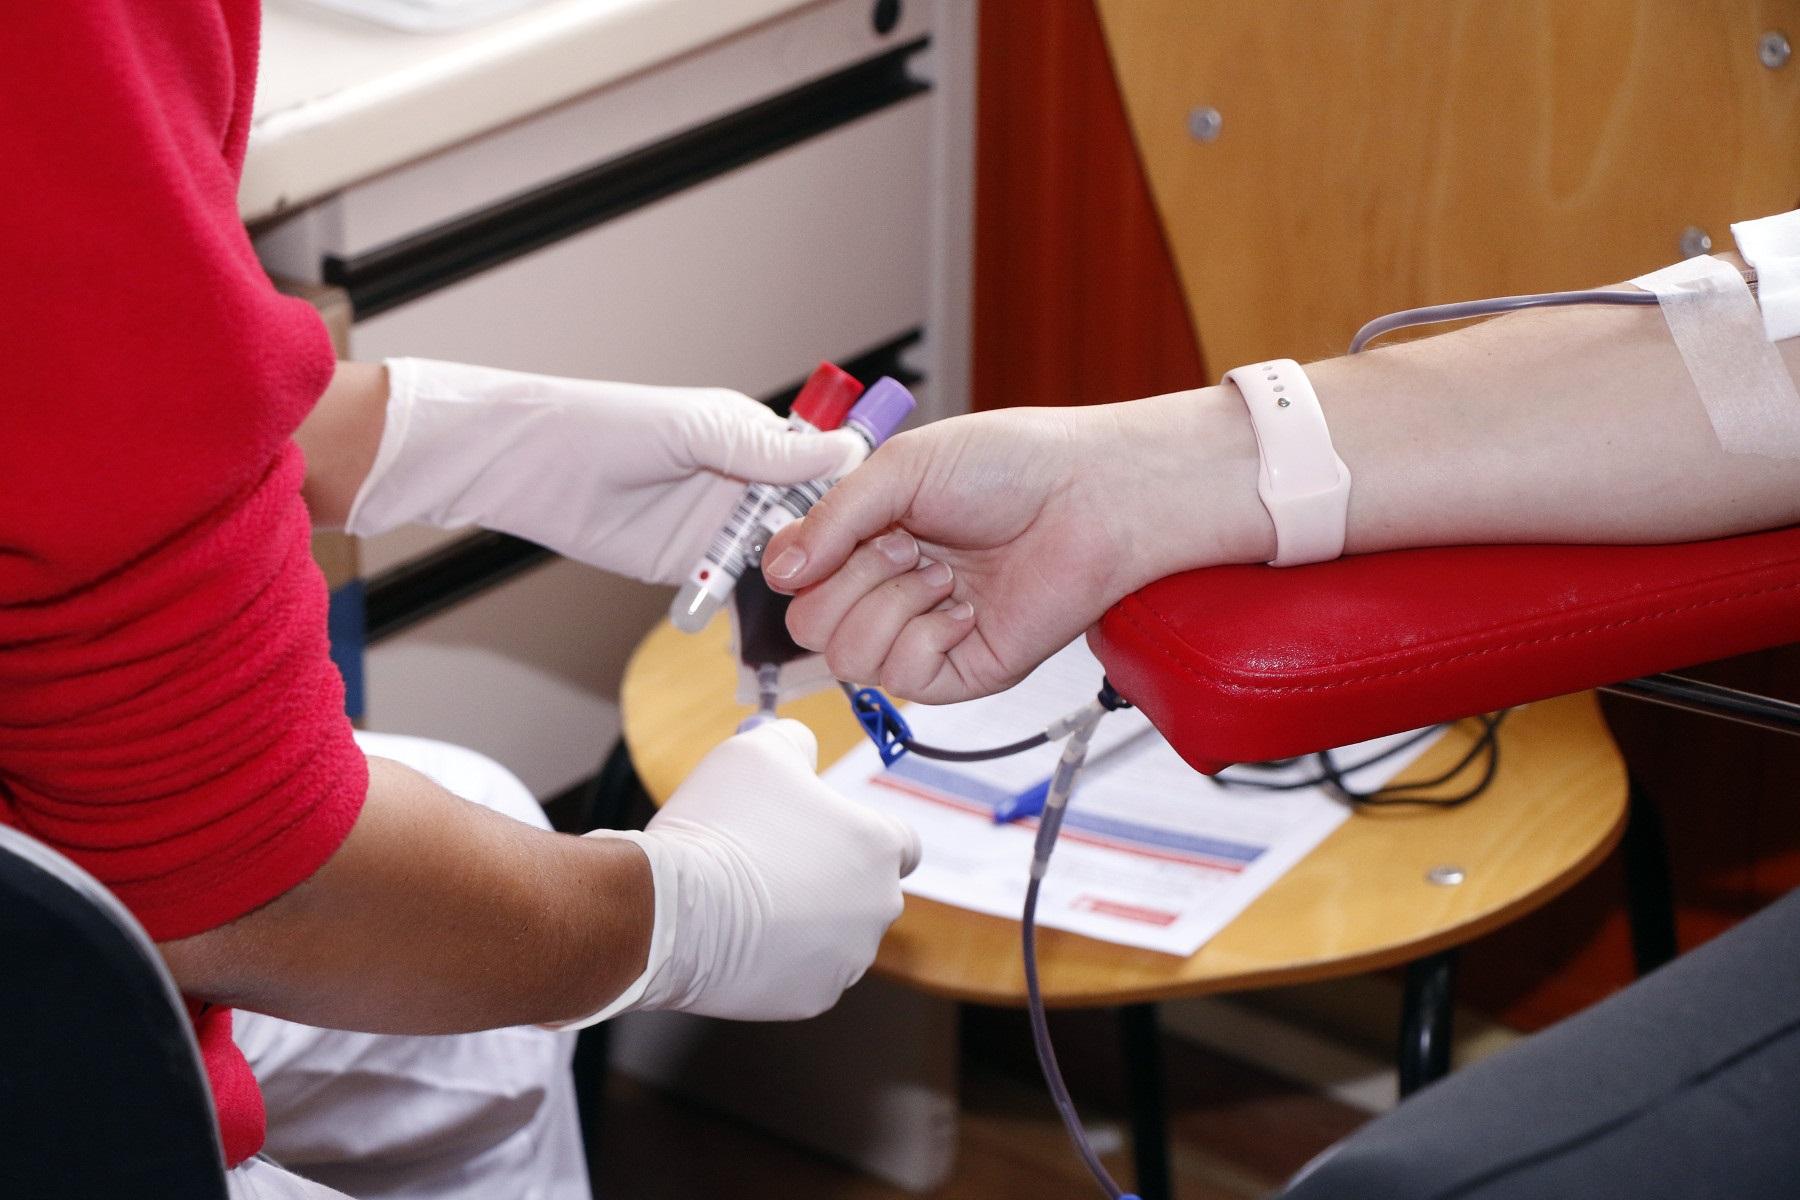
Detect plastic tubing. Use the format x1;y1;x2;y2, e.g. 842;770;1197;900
1021;704;1136;1200
735;664;783;733
1347;288;1659;353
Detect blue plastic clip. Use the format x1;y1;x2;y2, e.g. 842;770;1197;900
849;686;913;766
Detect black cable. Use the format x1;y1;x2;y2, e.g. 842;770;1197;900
1222;724;1448;791
1363;712;1509;792
1345;711;1509;806
1354;729;1502;808
840;679;1130;762
1217;712;1509;807
1333;725;1455;779
907;731;1051;762
1332;717;1499;804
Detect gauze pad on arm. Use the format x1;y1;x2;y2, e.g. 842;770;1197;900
1632;254;1800;460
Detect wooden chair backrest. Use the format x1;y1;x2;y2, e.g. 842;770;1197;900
1094;0;1800;371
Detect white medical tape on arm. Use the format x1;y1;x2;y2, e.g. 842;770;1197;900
1731;209;1800;342
1631;254;1800;460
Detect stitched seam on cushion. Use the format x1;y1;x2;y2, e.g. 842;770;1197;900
1113;573;1800;696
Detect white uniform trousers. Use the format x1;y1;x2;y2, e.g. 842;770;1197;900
225;732;592;1200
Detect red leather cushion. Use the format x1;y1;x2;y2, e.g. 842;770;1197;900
1090;526;1800;774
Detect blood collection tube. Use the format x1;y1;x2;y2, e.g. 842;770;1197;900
757;377;917;539
669;363;863;633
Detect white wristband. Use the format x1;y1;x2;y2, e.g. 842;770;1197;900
1224;359;1351;567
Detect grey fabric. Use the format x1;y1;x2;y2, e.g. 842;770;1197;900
0;824;227;1196
1283;887;1800;1199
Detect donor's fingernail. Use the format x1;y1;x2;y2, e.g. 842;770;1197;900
948;601;975;621
766;547;807;580
875;530;917;565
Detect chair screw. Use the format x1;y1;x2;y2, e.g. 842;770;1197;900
1187;106;1223;143
1760;30;1790;70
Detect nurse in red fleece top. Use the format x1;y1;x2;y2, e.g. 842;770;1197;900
0;5;918;1197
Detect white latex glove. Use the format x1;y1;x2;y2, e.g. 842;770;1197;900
344;358;864;585
561;720;921;1025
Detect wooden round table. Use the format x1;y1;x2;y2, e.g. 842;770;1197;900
620;615;1631;1198
621;615;1629;1007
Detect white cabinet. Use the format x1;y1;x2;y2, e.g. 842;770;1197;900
352;97;933;424
258;0;971;802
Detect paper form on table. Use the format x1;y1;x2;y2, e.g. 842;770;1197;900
822;640;1447;956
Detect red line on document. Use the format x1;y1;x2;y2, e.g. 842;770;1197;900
1072;895;1181;926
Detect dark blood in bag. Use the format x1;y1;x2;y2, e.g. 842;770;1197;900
732;565;811;667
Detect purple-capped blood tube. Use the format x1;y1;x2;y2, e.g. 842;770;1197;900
756;378;917;543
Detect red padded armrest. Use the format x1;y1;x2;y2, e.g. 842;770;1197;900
1090;526;1800;774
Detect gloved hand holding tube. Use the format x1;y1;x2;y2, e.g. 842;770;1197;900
555;719;923;1025
670;363;866;631
342;358;866;587
673;372;918;632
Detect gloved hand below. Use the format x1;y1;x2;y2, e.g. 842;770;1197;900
344;358;865;586
561;719;921;1025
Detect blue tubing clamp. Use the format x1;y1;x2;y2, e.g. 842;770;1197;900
848;686;913;766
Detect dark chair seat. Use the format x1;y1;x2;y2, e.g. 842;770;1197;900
1281;885;1800;1199
0;823;228;1198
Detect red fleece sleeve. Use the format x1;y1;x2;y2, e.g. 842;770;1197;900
0;1;366;941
